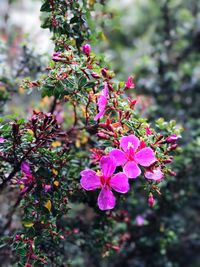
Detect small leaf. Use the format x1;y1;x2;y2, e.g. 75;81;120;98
23;220;34;228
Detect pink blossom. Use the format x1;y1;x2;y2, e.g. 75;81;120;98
18;161;34;193
109;135;156;179
94;82;109;121
82;44;91;56
136;215;145;226
44;184;52;193
21;161;31;176
54;110;64;124
166;134;178;143
0;137;5;143
80;156;129;210
125;76;134;89
144;167;163;181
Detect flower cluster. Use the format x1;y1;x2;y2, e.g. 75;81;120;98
80;134;162;210
78;45;179;211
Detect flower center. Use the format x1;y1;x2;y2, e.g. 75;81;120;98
100;176;110;187
126;142;135;161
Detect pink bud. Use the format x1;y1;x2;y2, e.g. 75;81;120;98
166;134;178;143
125;76;135;89
101;68;108;77
168;144;178;151
15;234;21;241
82;44;91;56
145;127;153;135
96;132;109;139
168;170;176;176
163;158;173;163
91;72;101;79
148;193;155;207
128;98;137;108
138;140;146;150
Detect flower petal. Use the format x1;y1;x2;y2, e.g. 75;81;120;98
120;135;139;152
109;149;127;166
80;169;101;190
145;168;163;181
97;187;116;210
94;83;108;121
21;161;31;176
110;172;129;193
100;156;116;178
94;95;107;121
123;161;141;179
135;147;156;167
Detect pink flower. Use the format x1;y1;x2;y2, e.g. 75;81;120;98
21;161;31;176
136;215;145;226
80;156;129;211
109;135;156;179
44;184;52;193
125;76;134;89
166;134;178;143
94;82;109;121
144;167;163;181
18;161;34;193
82;44;91;56
54;110;64;124
0;137;5;143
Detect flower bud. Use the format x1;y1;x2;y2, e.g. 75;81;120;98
82;44;91;56
148;193;155;207
166;134;178;143
101;68;108;77
125;76;134;89
96;132;109;139
15;234;21;241
91;72;100;79
145;127;153;135
168;144;178;151
163;158;173;163
168;170;177;176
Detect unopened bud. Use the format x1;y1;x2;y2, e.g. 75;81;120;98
166;134;178;143
168;144;178;151
148;193;155;207
168;170;176;176
163;158;173;163
91;72;100;79
96;132;109;139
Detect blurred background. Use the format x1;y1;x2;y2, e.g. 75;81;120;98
0;0;200;266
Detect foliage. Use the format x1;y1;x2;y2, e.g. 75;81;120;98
0;1;188;267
